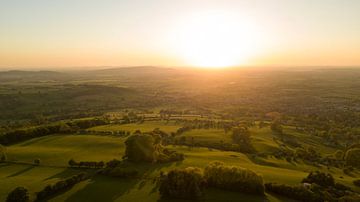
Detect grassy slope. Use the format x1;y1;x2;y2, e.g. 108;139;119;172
6;135;126;166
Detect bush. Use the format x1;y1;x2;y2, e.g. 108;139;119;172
204;161;264;195
159;167;204;199
265;183;322;202
68;159;104;168
34;158;41;165
345;148;360;168
302;171;335;187
6;187;29;202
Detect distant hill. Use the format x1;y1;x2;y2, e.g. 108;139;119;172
0;70;69;82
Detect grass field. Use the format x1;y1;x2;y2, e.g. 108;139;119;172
6;135;126;166
89;121;181;134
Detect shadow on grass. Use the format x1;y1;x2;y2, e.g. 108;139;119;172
246;155;280;168
43;168;89;181
7;165;35;177
0;163;11;169
63;161;177;202
64;175;138;202
157;188;269;202
18;135;62;147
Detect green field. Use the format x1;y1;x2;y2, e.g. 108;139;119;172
1;125;359;201
89;121;181;134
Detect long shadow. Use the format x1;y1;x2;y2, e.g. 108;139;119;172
246;155;280;168
65;175;139;202
64;161;177;202
18;135;61;147
0;163;11;169
7;165;35;177
43;168;89;181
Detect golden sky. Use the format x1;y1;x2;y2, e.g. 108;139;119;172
1;0;360;69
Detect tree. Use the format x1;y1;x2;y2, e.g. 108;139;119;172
302;171;334;187
232;127;251;145
0;144;7;162
204;161;264;195
124;134;156;162
271;121;283;135
231;127;255;153
6;187;29;202
159;167;204;199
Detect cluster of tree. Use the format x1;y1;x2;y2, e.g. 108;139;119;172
66;118;107;129
204;161;264;195
159;167;205;200
302;171;335;187
0;118;107;145
68;159;104;168
6;187;29;202
80;129;131;137
353;179;360;187
0;124;70;145
266;171;359;202
159;162;265;200
123;133;184;163
231;127;256;153
295;147;322;163
174;119;240;133
174;126;192;135
345;148;360;168
272;146;295;162
265;183;322;202
121;112;143;124
36;173;88;201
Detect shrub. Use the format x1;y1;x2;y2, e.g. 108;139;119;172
34;158;41;165
159;167;204;199
204;161;264;195
302;171;335;187
345;148;360;168
6;187;29;202
265;183;322;202
67;159;104;168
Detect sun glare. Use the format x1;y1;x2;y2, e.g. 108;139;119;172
171;11;263;69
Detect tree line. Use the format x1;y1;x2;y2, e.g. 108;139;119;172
0;118;107;145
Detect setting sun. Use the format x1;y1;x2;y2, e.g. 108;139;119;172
171;11;263;68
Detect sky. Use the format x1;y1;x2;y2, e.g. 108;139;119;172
1;0;360;69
